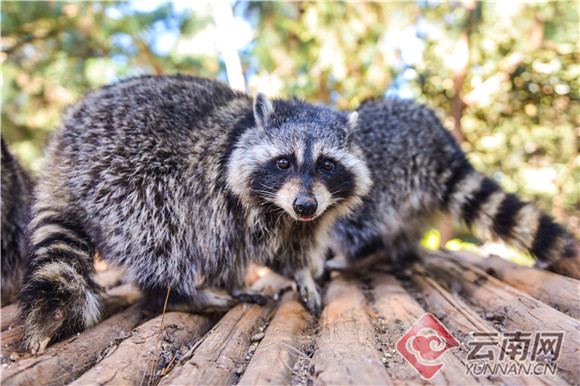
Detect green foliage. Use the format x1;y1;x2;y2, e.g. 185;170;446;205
2;1;578;236
2;1;219;173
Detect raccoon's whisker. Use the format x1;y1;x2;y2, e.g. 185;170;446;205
329;182;356;194
255;182;277;192
330;201;352;212
254;192;278;200
252;189;278;201
275;211;286;225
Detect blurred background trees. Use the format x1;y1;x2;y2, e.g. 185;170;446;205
2;1;578;245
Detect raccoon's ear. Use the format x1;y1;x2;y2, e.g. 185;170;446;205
345;111;358;137
253;92;273;129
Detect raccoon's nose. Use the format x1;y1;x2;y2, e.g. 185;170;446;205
293;194;318;218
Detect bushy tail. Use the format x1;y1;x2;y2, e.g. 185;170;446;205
444;163;578;267
19;206;103;352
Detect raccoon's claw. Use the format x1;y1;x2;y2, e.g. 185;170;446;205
299;284;322;316
31;337;51;355
232;289;270;306
295;268;322;316
193;288;239;312
324;259;349;272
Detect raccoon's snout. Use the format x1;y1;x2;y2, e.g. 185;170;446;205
293;194;318;219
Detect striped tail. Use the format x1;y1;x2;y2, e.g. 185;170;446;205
18;206;103;352
444;165;579;267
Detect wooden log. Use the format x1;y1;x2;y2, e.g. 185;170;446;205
547;257;580;280
424;250;580;384
158;273;288;385
452;250;580;319
411;270;568;385
1;304;146;385
371;273;487;385
70;312;215;386
238;290;313;385
159;304;272;386
311;277;393;385
1;304;19;332
1;325;25;358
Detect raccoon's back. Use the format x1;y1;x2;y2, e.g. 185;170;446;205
53;75;249;165
40;75;253;267
353;98;464;207
47;76;252;198
341;98;578;267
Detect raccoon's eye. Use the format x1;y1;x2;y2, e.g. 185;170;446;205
321;159;335;171
276;158;290;170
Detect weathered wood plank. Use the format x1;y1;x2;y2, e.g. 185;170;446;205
1;304;146;385
424;250;580;384
1;325;25;357
453;250;580;319
311;277;393;385
547;257;580;280
411;270;568;385
70;312;214;386
371;273;487;385
238;291;313;385
159;273;287;385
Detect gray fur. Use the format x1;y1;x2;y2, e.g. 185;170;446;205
19;75;370;351
1;137;33;305
328;98;579;272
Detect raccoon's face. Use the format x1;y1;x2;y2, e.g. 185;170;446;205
227;93;372;222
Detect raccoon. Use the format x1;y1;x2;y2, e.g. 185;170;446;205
19;75;371;351
1;136;33;306
326;98;579;274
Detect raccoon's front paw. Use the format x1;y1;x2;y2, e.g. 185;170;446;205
232;288;270;306
193;287;240;312
298;282;322;316
30;337;52;355
294;268;322;316
19;273;103;352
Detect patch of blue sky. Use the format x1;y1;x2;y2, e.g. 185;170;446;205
149;19;180;56
105;1;253;59
128;1;164;14
385;23;425;100
403;68;418;81
112;54;129;65
418;0;444;9
398;26;425;66
128;0;213;15
385;73;415;100
216;69;229;84
112;33;135;51
105;5;123;20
